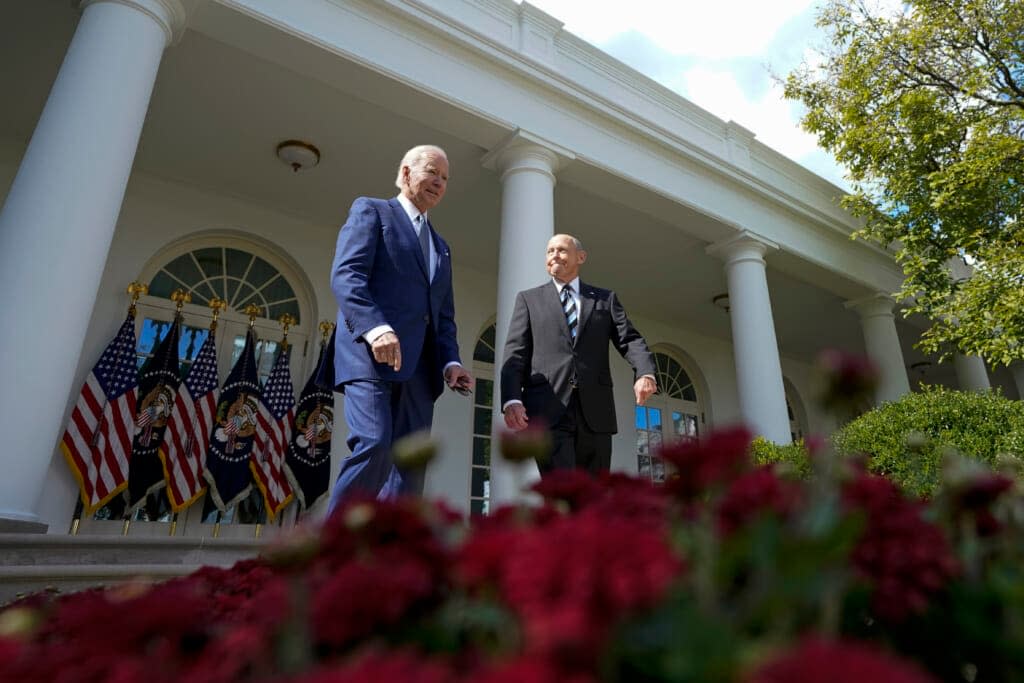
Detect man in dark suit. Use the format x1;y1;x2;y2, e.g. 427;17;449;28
501;234;657;474
328;145;472;513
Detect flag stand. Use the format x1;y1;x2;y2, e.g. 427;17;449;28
68;500;84;535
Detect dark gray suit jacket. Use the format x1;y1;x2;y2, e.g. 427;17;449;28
500;280;656;433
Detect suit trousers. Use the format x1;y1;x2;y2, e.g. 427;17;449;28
326;342;435;515
539;390;612;475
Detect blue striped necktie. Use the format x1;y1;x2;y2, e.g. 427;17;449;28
561;284;577;341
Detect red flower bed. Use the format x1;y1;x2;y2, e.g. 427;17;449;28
2;423;1023;682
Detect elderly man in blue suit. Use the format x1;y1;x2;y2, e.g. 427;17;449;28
328;145;472;513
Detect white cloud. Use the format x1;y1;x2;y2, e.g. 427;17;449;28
523;0;850;188
528;0;817;59
679;67;818;158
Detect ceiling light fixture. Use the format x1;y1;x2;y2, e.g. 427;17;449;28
276;139;321;172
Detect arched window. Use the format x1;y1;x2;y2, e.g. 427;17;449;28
81;239;314;538
636;351;703;483
469;322;496;515
149;247;301;323
783;379;808;443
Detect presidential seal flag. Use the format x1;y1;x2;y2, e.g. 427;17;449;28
159;328;219;511
204;328;260;511
284;329;335;511
250;346;295;520
60;314;139;512
127;317;182;512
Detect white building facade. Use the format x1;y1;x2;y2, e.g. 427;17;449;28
1;0;1020;538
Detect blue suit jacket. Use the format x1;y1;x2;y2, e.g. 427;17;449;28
331;196;461;400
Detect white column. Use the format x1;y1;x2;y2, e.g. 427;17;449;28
1010;363;1024;401
845;294;911;404
953;354;991;392
707;232;791;443
0;0;187;529
482;132;574;505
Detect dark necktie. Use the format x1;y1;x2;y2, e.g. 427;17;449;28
415;214;431;274
561;284;577;342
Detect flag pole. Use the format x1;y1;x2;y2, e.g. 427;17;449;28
163;288;192;538
202;296;228;538
255;312;296;540
119;282;149;537
68;500;84;535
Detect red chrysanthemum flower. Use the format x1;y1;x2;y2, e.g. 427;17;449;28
492;508;683;666
746;637;937;683
660;426;753;500
717;465;802;536
844;473;959;621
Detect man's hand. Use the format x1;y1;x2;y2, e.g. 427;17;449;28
503;403;529;431
445;365;474;395
371;331;401;371
634;375;657;406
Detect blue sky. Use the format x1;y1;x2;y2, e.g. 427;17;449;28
524;0;849;188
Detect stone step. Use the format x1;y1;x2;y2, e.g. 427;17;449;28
0;564;202;605
0;533;264;566
0;534;264;605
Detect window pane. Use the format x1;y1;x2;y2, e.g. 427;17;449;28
267;301;301;323
638;454;652;477
262;275;297;306
193;247;223;280
225;248;253;280
137;318;169;356
164;253;204;285
476;378;493;407
471;466;488;497
648;407;662;430
652;456;666;483
148;271;179;299
245;256;278;289
470;498;486;516
179;326;209;363
682;385;697;401
635;405;647;430
473;406;491;436
649;430;663;453
233;282;260;311
225;277;243;305
472;437;490;467
636;430;649;454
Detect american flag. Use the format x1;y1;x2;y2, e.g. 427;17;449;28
250;346;295;519
159;331;219;511
60;315;139;512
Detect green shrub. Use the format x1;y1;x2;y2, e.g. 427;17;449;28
749;436;812;479
832;386;1024;497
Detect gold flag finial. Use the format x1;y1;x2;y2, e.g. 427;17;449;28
319;320;336;343
208;297;227;331
244;304;261;328
278;313;297;351
170;289;192;316
126;282;148;317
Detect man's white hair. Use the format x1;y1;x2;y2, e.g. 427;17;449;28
395;145;448;189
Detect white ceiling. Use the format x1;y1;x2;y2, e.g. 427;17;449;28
4;0;1017;396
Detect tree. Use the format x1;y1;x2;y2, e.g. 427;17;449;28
785;0;1024;365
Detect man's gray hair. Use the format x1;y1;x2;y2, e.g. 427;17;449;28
552;233;584;250
395;145;448;189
